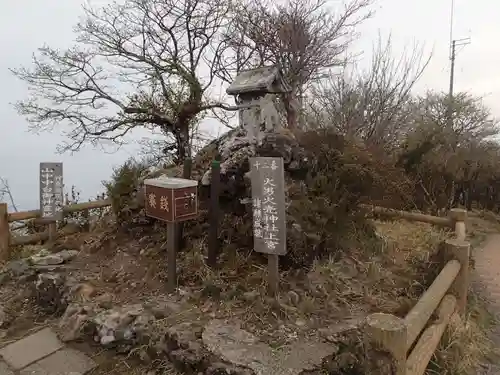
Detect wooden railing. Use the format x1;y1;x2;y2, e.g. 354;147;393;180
0;198;472;373
364;207;469;375
0;199;111;260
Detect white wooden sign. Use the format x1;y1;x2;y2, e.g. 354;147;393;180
39;162;64;220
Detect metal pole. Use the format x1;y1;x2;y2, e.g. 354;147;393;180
447;40;456;129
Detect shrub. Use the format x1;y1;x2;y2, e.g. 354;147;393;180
103;158;152;226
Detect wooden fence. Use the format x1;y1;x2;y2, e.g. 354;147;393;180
0;199;111;260
364;207;469;375
0;198;473;373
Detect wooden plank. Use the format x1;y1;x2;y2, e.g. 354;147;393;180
8;210;40;222
250;157;287;256
167;222;177;293
449;208;467;240
444;239;470;314
207;158;221;267
8;199;111;223
267;254;279;295
11;232;49;246
10;225;80;246
0;203;10;260
361;205;453;228
406;294;457;375
62;199;111;213
404;259;461;350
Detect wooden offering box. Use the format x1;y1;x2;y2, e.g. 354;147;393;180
143;177;198;223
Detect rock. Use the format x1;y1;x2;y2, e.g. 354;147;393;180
202;319;336;375
72;283;97;301
145;301;182;319
316;316;395;374
241;291;260;302
0;272;11;286
206;363;255;375
6;259;30;276
57;250;79;262
30;253;65;266
32;273;68;315
100;335;115;345
59;304;93;342
0;306;6;328
318;316;366;344
30;249;79;266
287;291;300;306
163;322;204;352
162;322;208;373
201;284;222;299
95;293;114;309
91;304;155;350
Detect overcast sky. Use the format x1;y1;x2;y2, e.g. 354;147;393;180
0;0;496;211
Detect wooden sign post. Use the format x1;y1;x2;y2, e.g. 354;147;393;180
39;162;64;241
250;157;287;295
143;177;199;293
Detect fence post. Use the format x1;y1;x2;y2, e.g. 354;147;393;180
207;157;221;268
364;313;407;375
444;238;470;314
0;203;10;261
449;208;467;241
82;209;90;231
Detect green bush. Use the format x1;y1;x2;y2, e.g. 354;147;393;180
103;158;151;225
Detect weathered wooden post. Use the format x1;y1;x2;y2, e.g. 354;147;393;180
226;66;290;296
250;157;287;295
449;208;467;241
0;203;10;261
177;157;193;251
207;155;221;268
443;238;470;314
39;162;64;241
143;177;198;293
364;313;407;375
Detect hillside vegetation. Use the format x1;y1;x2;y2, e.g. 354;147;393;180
2;0;500;373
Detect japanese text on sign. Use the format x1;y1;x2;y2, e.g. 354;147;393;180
147;192;170;212
39;162;64;220
250;157;286;255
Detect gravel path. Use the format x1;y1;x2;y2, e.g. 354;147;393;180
472;235;500;374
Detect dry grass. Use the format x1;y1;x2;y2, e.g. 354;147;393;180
426;292;497;375
466;209;500;248
376;213;500;375
3;211;499;374
374;217;498;375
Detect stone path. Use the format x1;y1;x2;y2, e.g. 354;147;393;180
472;235;500;374
0;327;95;375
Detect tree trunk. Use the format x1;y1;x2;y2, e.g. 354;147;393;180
283;92;299;130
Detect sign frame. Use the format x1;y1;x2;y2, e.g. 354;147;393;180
39;162;64;221
143;177;198;223
250;156;287;256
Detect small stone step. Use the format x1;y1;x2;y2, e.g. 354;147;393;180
0;328;63;370
0;361;14;375
19;348;96;375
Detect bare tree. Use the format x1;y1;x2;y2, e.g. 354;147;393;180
411;91;499;149
398;91;500;211
137;120;213;166
0;177;18;212
306;35;431;149
218;0;373;129
12;0;237;174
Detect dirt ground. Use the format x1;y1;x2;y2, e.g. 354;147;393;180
1;211;497;374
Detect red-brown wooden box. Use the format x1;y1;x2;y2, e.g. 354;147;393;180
143;177;198;223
